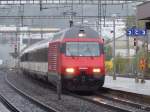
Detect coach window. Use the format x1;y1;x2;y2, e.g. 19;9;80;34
36;50;41;62
40;48;48;62
28;52;32;61
44;48;48;62
25;53;29;61
34;50;37;62
34;50;38;62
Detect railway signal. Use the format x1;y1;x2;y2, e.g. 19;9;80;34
69;20;74;27
102;38;104;42
134;38;137;46
14;44;17;53
139;58;146;71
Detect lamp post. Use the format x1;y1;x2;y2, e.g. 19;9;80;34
112;14;116;80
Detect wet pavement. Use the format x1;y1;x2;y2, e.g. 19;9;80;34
0;102;10;112
104;76;150;96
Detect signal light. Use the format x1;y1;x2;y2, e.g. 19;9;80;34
102;38;104;42
134;38;136;46
14;44;17;53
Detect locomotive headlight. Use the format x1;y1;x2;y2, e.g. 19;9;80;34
78;33;86;37
93;68;101;73
93;68;101;78
78;29;86;37
65;68;75;74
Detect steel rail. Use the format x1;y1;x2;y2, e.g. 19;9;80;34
98;87;150;111
95;92;150;111
67;92;132;112
5;74;60;112
4;71;132;112
0;94;22;112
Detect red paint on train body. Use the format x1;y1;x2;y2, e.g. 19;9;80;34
48;36;105;91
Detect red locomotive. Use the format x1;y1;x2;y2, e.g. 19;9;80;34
20;26;105;91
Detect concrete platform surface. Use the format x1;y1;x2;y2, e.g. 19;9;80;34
104;76;150;96
0;102;10;112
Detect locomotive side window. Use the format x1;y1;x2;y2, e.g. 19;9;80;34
60;43;66;53
66;42;100;56
100;44;104;54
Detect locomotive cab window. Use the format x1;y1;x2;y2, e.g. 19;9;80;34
60;43;66;53
66;42;100;56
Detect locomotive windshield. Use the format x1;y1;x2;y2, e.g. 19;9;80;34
66;42;100;56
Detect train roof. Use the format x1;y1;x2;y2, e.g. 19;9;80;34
63;25;99;38
21;26;100;55
51;25;99;41
21;37;53;55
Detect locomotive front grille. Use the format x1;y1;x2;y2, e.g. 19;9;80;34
80;71;87;82
81;71;86;75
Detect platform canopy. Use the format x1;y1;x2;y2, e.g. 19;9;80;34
137;1;150;20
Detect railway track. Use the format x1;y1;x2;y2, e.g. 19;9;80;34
6;70;118;112
69;93;132;112
0;94;21;112
68;88;150;112
95;91;150;112
5;70;150;112
5;74;60;112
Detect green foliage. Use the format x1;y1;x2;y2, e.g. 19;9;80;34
104;45;112;61
114;54;129;74
126;16;145;28
126;16;136;28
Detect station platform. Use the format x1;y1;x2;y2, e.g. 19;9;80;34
104;76;150;96
0;102;10;112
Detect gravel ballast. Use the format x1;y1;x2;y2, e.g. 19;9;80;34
0;71;48;112
6;70;117;112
